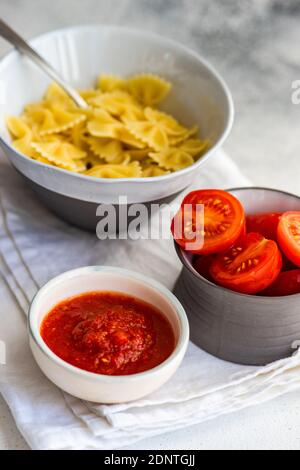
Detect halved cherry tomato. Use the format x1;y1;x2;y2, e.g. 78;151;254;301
277;212;300;268
246;213;282;241
261;270;300;297
193;255;215;282
210;232;283;295
171;190;245;255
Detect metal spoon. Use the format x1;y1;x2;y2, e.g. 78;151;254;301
0;18;88;109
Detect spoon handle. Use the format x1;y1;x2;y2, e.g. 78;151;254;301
0;18;88;109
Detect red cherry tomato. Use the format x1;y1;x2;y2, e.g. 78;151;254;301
277;212;300;267
210;233;283;295
171;190;245;255
246;213;282;241
261;270;300;297
193;255;215;282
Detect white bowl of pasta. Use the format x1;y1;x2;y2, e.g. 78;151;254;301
0;25;233;229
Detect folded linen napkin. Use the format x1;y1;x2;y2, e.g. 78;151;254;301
1;150;300;450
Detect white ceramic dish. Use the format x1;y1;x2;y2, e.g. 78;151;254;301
0;25;234;206
28;266;189;403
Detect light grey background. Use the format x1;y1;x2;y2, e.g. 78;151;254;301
0;0;300;450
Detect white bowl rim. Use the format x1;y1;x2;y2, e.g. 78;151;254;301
0;24;234;185
28;265;189;382
175;186;300;300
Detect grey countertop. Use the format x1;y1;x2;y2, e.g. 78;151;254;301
0;0;300;450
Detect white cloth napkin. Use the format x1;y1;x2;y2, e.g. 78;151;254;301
1;150;300;450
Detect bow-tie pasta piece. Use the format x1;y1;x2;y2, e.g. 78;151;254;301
142;163;170;177
119;103;145;123
7;115;31;139
144;108;187;137
126;121;169;151
87;137;127;164
98;74;127;92
179;138;210;158
127;148;152;161
44;82;76;109
127;74;171;106
43;104;86;135
68;121;89;151
90;91;136;115
169;125;199;146
79;88;103;105
91;90;145;123
82;153;105;169
6;116;38;158
149;148;194;171
24;103;86;136
115;126;147;149
85;161;142;179
23;106;56;132
87;109;124;139
31;141;86;172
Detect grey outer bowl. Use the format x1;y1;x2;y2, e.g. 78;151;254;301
174;187;300;366
0;25;234;231
24;175;182;232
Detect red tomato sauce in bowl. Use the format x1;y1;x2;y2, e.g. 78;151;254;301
40;292;176;376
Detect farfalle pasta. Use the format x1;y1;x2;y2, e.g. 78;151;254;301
85;162;142;178
149;148;194;171
6;73;209;179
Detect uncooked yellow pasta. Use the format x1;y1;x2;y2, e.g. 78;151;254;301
126;74;171;106
97;74;127;93
149;148;195;171
142;164;170;177
31;141;86;172
6;73;209;178
85;162;141;178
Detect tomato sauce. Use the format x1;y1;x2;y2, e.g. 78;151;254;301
41;292;175;376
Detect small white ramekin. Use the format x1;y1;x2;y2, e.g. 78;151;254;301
28;266;189;403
